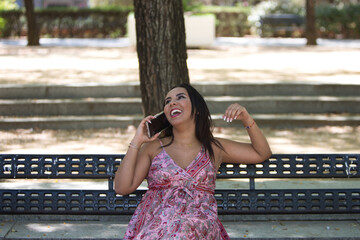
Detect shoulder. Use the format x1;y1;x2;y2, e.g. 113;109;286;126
211;138;228;168
141;138;168;160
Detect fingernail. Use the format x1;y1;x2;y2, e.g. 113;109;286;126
230;118;233;122
223;117;227;121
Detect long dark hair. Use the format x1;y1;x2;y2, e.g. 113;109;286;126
163;83;224;160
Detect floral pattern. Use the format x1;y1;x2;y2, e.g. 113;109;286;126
123;144;230;240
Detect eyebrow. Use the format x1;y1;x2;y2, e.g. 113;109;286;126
165;93;187;102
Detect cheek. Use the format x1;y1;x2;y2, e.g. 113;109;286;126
163;105;171;117
164;103;171;110
185;101;193;113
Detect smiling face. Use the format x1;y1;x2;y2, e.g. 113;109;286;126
164;87;194;126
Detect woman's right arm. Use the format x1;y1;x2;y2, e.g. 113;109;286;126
114;116;160;195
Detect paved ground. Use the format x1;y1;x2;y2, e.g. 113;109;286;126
1;37;360;86
1;214;360;239
1;126;359;154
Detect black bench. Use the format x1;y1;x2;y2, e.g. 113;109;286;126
1;154;359;215
260;14;305;38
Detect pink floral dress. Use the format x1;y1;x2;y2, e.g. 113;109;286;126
123;143;230;240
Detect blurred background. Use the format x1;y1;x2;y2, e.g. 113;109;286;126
2;0;360;40
0;0;359;154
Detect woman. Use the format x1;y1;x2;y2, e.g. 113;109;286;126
115;83;272;239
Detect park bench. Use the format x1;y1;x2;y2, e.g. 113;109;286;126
260;14;305;38
0;154;359;216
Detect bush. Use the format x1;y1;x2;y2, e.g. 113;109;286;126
0;0;17;37
0;17;5;37
340;4;360;38
316;4;344;38
0;7;132;38
2;2;358;39
196;5;252;37
316;3;360;38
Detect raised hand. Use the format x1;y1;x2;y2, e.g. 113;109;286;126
131;115;161;148
223;103;251;123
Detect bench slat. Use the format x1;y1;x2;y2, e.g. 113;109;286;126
1;154;359;179
1;189;359;215
217;154;360;178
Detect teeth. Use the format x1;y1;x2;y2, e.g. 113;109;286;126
171;109;182;116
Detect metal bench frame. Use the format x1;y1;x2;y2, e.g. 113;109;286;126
1;154;359;215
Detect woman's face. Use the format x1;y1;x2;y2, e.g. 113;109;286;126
164;87;193;126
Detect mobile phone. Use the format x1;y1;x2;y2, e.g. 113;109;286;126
146;111;170;138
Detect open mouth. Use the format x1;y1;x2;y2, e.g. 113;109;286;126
170;109;182;118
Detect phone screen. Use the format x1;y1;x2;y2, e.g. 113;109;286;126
146;112;170;138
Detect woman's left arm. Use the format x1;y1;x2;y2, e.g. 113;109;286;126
218;103;272;164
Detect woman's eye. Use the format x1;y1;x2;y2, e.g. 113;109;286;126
164;100;170;105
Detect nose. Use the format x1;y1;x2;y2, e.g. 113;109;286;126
170;100;177;106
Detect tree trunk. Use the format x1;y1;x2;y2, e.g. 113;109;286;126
306;0;317;46
134;0;190;116
24;0;40;46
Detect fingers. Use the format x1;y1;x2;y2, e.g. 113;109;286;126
134;115;155;138
140;115;162;140
223;103;240;122
149;132;161;141
142;115;155;125
223;103;248;122
131;115;161;150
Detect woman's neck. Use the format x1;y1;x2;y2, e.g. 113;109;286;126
171;125;200;148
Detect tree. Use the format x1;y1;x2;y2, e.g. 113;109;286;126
133;0;190;116
306;0;317;45
24;0;40;46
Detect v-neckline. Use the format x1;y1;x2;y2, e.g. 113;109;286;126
163;146;203;171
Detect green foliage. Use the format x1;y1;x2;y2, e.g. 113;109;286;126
0;17;5;36
342;4;360;36
316;3;360;38
182;0;203;12
267;0;305;16
200;5;251;37
2;1;359;39
316;4;343;34
0;7;131;38
90;0;133;7
0;9;22;38
200;5;251;14
251;0;304;17
0;0;18;10
35;5;133;13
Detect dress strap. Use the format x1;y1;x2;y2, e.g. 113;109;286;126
158;139;164;149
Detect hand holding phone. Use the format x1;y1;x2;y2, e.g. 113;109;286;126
146;112;170;138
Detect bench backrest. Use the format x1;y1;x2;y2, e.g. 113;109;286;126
260;14;304;25
1;154;359;215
